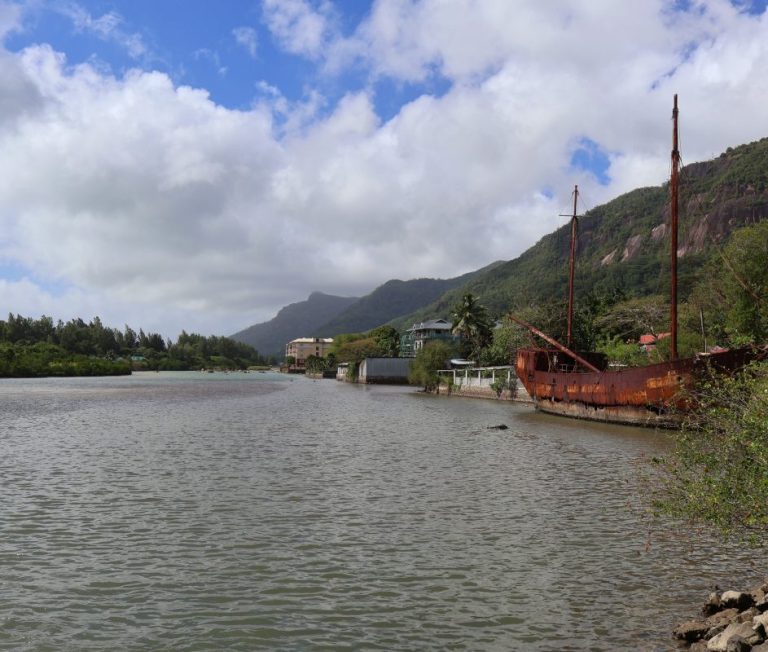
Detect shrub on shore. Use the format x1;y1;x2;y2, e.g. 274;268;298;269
651;360;768;535
408;341;456;391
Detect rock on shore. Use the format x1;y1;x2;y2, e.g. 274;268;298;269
674;580;768;651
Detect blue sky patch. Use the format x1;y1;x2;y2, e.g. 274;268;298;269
2;0;448;124
540;187;555;200
731;0;768;14
671;0;766;17
569;138;612;186
0;260;29;283
0;260;71;298
372;73;452;123
3;1;362;111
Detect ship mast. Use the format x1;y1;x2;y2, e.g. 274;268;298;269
566;185;579;349
670;95;679;360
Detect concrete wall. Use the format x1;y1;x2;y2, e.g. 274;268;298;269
438;366;532;402
445;381;531;402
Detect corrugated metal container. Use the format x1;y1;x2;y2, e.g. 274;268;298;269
358;358;412;384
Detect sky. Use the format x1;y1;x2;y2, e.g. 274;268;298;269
0;0;767;339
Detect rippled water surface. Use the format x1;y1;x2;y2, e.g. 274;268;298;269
0;372;762;651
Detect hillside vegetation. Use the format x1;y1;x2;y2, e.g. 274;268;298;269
314;263;502;337
230;264;501;357
392;137;768;330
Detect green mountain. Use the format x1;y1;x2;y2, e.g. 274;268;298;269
391;136;768;329
314;263;503;337
230;292;358;357
231;265;502;357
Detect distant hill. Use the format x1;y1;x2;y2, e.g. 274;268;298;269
230;265;502;358
314;264;503;336
391;137;768;329
230;292;358;357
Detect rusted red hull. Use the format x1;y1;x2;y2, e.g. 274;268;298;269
515;347;757;428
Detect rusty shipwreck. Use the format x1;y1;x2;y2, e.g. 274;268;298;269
512;96;760;427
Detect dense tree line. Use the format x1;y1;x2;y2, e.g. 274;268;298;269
0;314;272;377
163;331;273;370
330;325;401;363
0;341;131;377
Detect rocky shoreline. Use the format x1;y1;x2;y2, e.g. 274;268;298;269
674;580;768;651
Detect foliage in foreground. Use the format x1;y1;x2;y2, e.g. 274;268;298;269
651;360;768;535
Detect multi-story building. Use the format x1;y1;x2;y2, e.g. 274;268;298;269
285;337;334;368
399;319;459;357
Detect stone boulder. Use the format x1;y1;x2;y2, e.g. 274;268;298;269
704;591;724;615
707;622;763;651
754;587;768;613
754;611;768;635
721;591;755;611
736;607;759;623
708;609;740;629
674;620;710;642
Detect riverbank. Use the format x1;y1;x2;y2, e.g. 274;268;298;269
435;365;533;402
440;378;533;402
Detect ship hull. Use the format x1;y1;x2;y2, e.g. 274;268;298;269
532;397;680;428
515;347;756;428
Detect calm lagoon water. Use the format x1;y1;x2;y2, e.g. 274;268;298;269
0;371;762;651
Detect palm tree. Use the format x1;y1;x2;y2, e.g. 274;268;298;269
450;293;493;360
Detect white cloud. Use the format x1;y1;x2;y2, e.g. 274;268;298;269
262;0;336;59
56;2;149;59
255;81;327;135
0;0;20;38
0;0;767;338
233;26;258;59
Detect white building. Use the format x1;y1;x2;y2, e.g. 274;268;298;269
285;337;334;368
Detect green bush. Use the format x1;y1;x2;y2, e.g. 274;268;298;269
651;360;768;535
596;336;648;367
490;378;508;397
409;341;456;391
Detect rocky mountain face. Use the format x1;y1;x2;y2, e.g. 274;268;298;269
392;136;768;328
599;141;768;266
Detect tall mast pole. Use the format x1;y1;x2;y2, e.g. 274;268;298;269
670;95;679;360
566;184;579;349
